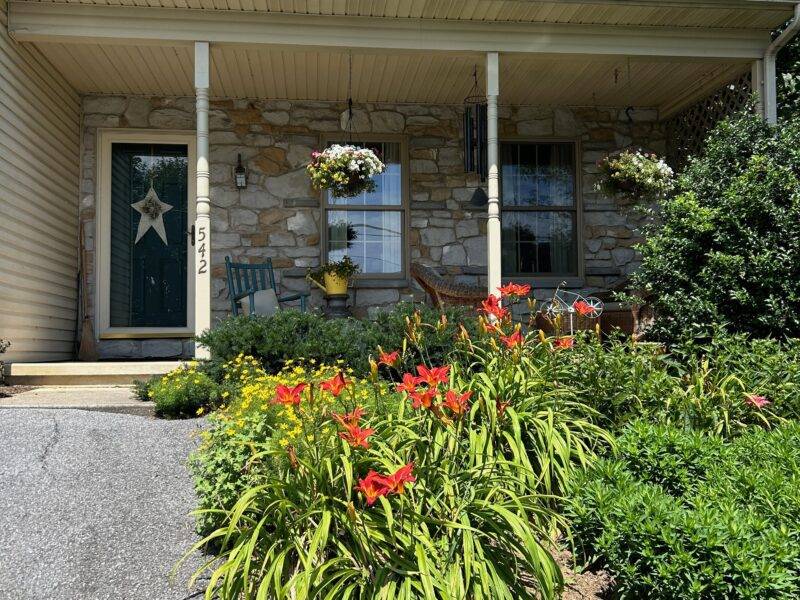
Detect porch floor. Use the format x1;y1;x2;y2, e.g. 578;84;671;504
5;361;181;386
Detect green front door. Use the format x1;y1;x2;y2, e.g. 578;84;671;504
109;143;189;328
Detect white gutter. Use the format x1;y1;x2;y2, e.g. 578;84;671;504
764;3;800;124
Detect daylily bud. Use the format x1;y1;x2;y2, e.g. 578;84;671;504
346;501;357;523
437;314;448;332
458;324;471;342
369;358;378;382
538;329;546;344
595;323;602;342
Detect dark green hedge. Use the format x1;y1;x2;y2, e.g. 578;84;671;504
569;422;800;599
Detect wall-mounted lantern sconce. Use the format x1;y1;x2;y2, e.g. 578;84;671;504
234;153;247;190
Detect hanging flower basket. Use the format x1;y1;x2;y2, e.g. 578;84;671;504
307;144;386;198
596;149;675;203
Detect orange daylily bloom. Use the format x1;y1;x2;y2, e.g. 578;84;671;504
272;383;307;406
383;462;416;495
416;364;450;387
378;350;400;367
500;329;524;348
320;371;348;397
554;336;575;350
395;373;421;394
573;300;594;317
332;406;366;428
498;283;531;298
356;471;391;505
480;294;509;320
339;423;375;449
442;389;472;416
409;387;438;410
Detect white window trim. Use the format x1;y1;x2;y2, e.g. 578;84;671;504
499;137;584;287
319;134;410;281
95;128;197;339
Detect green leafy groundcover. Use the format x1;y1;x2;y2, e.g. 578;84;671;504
569;421;800;599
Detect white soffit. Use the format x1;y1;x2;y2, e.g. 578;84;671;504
30;41;749;110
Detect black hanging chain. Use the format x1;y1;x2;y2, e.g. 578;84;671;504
347;51;354;143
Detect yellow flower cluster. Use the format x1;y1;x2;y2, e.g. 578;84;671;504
150;361;206;397
211;355;392;445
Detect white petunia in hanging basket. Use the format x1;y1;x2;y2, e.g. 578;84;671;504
595;149;675;203
307;144;386;198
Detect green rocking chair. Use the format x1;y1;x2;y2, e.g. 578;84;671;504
225;257;309;316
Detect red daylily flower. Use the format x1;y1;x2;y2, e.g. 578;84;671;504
480;294;509;320
498;283;531;298
272;383;307;406
745;394;771;409
573;300;594;317
395;373;422;394
332;406;366;428
356;471;391;505
500;329;524;348
496;399;511;417
409;387;438;410
384;462;416;495
378;350;400;367
320;371;348;397
554;336;575;350
416;364;450;387
339;423;375;449
443;389;472;416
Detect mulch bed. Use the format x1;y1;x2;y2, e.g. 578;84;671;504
0;385;35;398
557;549;613;599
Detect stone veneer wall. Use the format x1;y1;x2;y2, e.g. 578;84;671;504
79;95;665;358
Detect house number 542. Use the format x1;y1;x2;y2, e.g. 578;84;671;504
197;225;208;274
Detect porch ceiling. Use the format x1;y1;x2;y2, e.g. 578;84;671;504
31;41;749;115
12;0;796;31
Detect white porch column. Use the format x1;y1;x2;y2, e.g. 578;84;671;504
752;60;765;120
194;41;211;359
763;56;778;125
485;51;501;296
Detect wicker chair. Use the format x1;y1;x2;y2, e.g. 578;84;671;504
410;262;487;308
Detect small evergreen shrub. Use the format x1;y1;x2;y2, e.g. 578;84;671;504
569;422;800;599
196;303;475;378
632;110;800;343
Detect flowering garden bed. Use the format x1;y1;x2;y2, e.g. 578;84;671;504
138;284;800;599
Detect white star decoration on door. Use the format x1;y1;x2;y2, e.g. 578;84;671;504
132;185;173;245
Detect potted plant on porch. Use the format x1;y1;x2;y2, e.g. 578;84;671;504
306;255;360;296
595;148;674;203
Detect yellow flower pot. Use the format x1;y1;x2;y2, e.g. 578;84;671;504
323;272;349;295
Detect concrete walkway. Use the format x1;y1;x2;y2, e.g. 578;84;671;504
0;386;153;415
0;409;207;600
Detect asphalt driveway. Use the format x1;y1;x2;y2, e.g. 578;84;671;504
0;409;207;600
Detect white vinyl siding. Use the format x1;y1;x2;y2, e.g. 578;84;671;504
0;0;80;362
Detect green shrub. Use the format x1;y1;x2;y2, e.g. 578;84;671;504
150;364;219;418
569;422;800;599
631;110;800;344
196;303;475;379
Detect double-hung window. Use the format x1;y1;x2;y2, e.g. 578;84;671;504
500;141;579;277
323;140;405;277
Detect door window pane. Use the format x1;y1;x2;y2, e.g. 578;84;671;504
109;143;188;327
327;210;403;275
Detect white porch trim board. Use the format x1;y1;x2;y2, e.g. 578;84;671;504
7;2;772;60
194;40;211;359
485;51;501;297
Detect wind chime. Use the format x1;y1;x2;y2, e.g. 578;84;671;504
463;66;488;182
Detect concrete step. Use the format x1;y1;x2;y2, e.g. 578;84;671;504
0;385;155;416
6;361;180;386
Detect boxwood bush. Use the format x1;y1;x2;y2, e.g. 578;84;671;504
631;110;800;343
195;303;476;378
569;422;800;599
